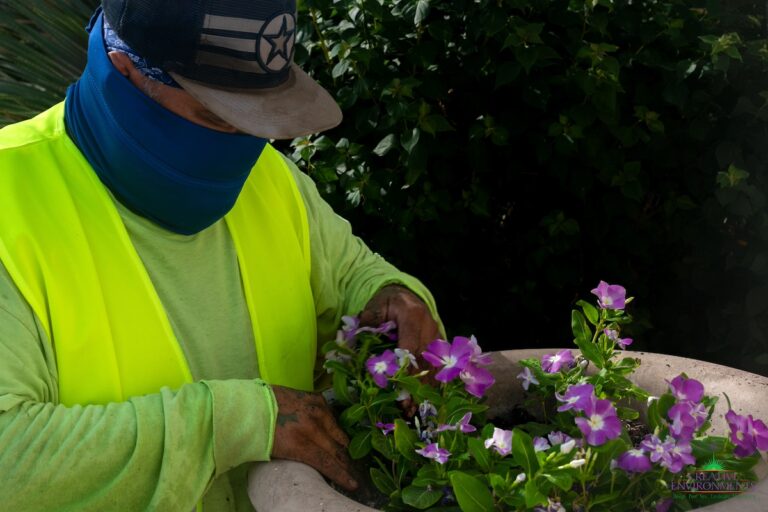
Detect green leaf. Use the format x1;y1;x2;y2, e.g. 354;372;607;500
401;128;421;154
371;430;396;459
370;467;398;496
402;485;443;509
523;479;548;508
373;134;397;157
339;404;367;426
394;419;418;460
414;0;430;26
512;428;539;475
577;300;599;325
467;437;492;472
348;430;372;459
571;310;603;366
449;471;495;512
617;406;640;421
332;370;353;405
542;472;573;491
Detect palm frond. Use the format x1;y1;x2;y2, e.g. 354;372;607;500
0;0;98;125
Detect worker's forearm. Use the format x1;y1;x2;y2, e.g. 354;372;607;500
0;379;275;512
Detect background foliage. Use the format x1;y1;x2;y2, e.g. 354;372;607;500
0;0;766;375
287;0;768;376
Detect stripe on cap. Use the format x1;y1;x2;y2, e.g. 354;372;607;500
203;14;265;34
200;33;256;53
195;51;268;74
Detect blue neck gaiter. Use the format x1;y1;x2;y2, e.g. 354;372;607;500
64;12;267;235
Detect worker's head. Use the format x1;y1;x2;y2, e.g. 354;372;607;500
99;0;342;139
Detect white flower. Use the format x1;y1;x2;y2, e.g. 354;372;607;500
394;348;418;369
514;473;526;484
569;458;587;468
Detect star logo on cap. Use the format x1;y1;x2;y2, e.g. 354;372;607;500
258;13;295;73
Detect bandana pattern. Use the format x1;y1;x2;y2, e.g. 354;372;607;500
103;17;181;88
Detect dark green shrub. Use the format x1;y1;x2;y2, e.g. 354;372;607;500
287;0;768;375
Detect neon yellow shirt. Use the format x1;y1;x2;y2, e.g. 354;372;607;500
0;139;440;511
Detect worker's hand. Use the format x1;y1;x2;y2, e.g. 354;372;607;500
270;386;358;492
359;284;441;359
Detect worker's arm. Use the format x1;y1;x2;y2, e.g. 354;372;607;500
0;263;275;512
284;156;445;351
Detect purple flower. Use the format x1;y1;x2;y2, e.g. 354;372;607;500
533;436;551;452
574;396;622;446
415;443;451;464
641;434;695;473
516;367;539;391
541;349;575;373
466;335;493;366
656;498;673;512
418;400;437;421
534;498;566;512
591;281;627;310
556;383;595;412
484;427;513;456
616;448;652;473
376;422;395;435
725;410;768;458
547;431;574;446
668;401;707;441
617;337;633;349
666;440;696;473
667;375;704;403
366;350;399;388
641;434;675;464
460;364;495;398
436;412;476;434
340;315;360;342
422;337;473;382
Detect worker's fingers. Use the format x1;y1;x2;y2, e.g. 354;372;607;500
307;440;359;491
316;403;351;448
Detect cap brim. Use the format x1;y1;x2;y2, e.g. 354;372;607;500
169;64;342;140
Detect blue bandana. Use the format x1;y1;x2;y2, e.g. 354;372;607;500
64;11;267;235
102;16;181;88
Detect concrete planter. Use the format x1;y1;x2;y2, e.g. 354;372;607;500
248;349;768;511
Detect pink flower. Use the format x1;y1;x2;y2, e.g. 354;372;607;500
574;396;622;446
725;410;768;458
484;427;513;456
541;349;574;373
422;337;473;382
366;350;399;388
591;281;627;310
415;443;451;464
616;448;652;473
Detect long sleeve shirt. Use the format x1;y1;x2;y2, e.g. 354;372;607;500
0;153;441;512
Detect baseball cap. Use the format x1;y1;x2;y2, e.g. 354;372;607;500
101;0;342;139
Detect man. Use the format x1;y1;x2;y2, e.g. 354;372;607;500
0;1;442;510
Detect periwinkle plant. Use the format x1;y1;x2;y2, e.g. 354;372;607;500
322;282;766;511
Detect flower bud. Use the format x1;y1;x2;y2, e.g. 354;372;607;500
560;439;576;454
569;458;587;468
515;473;526;484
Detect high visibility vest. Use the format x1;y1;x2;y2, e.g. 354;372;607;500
0;103;316;405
